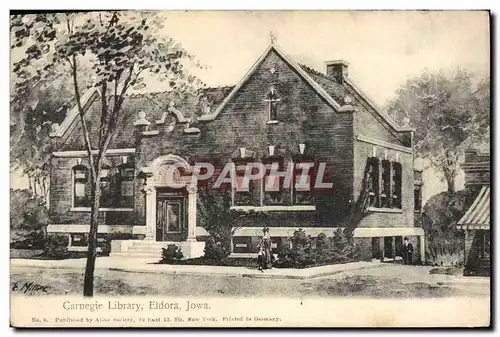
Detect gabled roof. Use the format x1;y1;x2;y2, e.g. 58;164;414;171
49;87;100;138
299;63;413;134
51;86;233;143
198;43;344;121
52;42;411;143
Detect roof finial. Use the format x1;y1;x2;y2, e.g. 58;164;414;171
270;31;277;45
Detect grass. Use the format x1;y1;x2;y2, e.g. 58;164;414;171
11;265;487;298
10;249;109;260
158;257;259;267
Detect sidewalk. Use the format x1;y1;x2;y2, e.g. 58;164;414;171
11;257;388;280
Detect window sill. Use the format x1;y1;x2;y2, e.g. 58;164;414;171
367;207;403;213
70;207;134;212
230;205;316;212
266;120;279;125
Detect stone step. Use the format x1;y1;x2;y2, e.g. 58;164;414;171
129;241;178;247
126;246;164;252
110;252;162;258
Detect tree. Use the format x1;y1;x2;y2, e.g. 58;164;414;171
11;11;203;296
10;76;74;199
10;188;48;249
385;70;490;192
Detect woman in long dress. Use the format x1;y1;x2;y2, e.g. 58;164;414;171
258;227;273;270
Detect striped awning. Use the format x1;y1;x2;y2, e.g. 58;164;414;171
457;186;490;230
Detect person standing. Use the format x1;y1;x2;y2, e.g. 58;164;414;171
403;237;414;265
258;227;273;270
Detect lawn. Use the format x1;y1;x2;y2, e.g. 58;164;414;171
10;265;487;298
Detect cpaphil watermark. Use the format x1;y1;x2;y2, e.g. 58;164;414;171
163;161;333;190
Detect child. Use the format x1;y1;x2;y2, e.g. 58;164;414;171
257;246;265;271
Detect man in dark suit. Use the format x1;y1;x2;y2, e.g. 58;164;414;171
403;237;414;265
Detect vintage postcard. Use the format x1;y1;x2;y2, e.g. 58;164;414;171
10;10;490;328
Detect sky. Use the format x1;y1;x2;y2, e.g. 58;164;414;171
10;10;490;203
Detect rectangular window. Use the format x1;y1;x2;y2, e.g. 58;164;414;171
263;162;284;205
414;185;422;211
73;166;90;208
99;166;112;208
392;162;402;209
294;162;313;205
234;164;256;206
120;167;135;207
367;158;379;207
381;160;391;208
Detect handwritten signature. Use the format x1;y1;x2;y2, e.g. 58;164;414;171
12;281;49;294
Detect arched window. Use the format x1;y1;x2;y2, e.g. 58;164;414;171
265;87;280;121
73;165;90;208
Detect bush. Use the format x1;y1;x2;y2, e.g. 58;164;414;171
203;237;230;261
10;230;45;250
160;244;183;264
43;235;70;259
275;229;359;268
199;191;236;261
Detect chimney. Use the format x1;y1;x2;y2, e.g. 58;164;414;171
325;60;349;84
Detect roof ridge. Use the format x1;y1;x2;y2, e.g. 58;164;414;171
299;63;338;82
126;85;235;99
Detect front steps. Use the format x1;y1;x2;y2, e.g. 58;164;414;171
110;239;205;259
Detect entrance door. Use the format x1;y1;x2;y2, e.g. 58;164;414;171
156;196;185;241
384;236;393;258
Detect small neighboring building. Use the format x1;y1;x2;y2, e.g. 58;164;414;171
47;42;425;261
457;149;490;276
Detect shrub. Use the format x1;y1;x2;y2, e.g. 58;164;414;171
275;229;359;268
43;235;69;259
10;230;45;250
160;244;183;264
199;191;236;261
203;237;230;261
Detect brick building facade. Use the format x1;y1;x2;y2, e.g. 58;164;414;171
48;43;425;261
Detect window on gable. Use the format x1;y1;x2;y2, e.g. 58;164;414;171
73;165;91;208
266;86;280;121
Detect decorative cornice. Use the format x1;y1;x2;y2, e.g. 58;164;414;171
156;102;191;125
356;135;412;154
52;148;136;157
